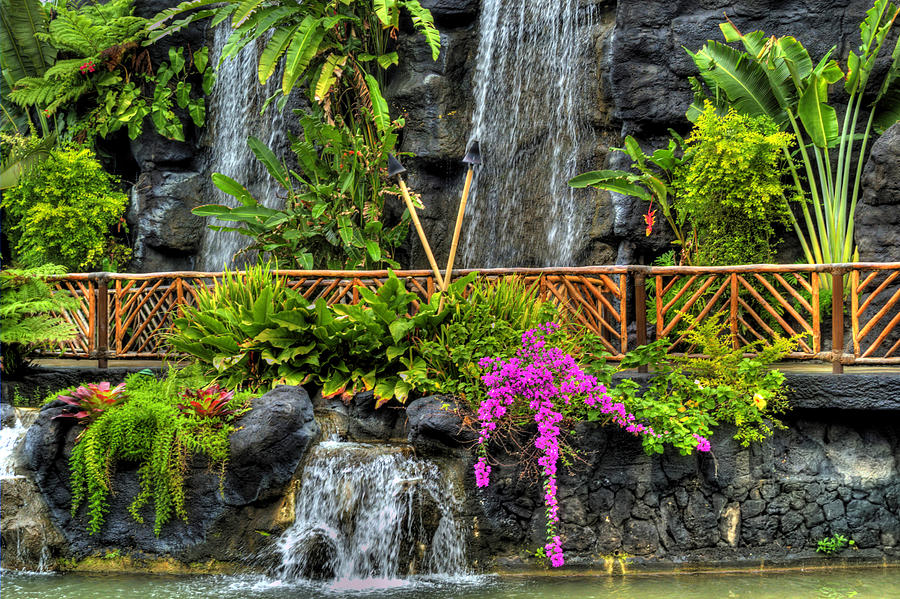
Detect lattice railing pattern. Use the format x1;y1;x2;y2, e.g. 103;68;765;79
652;269;821;357
851;267;900;361
34;264;900;369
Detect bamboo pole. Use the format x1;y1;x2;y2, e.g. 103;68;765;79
397;178;445;291
444;166;474;290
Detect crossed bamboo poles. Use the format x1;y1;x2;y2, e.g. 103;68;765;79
388;141;481;292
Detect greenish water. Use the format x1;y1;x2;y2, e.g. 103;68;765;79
2;568;899;599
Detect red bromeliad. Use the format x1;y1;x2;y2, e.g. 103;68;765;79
54;382;127;423
178;384;236;419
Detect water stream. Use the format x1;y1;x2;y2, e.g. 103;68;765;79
0;410;32;479
461;0;598;268
274;441;467;585
197;28;289;271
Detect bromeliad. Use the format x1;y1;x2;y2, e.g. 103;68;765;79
54;382;127;423
178;384;237;420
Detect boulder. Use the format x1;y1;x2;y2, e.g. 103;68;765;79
406;396;477;453
20;385;318;563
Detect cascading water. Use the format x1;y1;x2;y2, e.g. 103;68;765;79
197;27;290;271
274;441;467;585
0;411;30;479
461;0;598;268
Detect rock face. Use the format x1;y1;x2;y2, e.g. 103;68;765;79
458;409;900;567
406;395;477;454
857;123;900;263
15;386;318;567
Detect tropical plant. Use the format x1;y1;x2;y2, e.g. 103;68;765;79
673;103;794;265
147;0;439;111
178;384;237;420
817;534;856;554
568;133;692;261
0;264;79;376
2;144;131;270
54;382;128;424
685;2;900;272
67;367;251;535
194;104;411;269
4;0;210;143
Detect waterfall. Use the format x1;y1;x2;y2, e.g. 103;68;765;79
197;27;290;271
461;0;597;268
0;411;28;479
274;441;467;585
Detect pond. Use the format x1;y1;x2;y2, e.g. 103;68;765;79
2;567;897;599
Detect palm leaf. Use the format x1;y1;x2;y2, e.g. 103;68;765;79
281;16;325;95
0;0;56;80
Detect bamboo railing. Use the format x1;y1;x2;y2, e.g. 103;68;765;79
41;263;900;373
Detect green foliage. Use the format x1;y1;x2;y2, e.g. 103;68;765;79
169;265;453;406
4;0;209;143
0;264;79;376
816;534;856;554
2;144;131;270
687;3;900;269
148;0;440;107
415;276;561;406
569;133;689;258
195;106;410;270
673;104;794;265
590;314;796;453
67;367;251;535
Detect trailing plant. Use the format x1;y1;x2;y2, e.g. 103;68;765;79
2;144;131;270
686;2;900;272
194;104;411;269
67;367;251;535
0;264;79;376
473;323;711;568
673;103;794;265
55;382;127;425
4;0;210;143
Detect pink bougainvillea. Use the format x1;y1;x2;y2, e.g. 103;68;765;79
474;323;709;567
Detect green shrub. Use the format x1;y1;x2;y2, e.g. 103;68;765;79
593;314;796;453
2;145;130;270
0;264;79;375
673;103;794;265
67;367;252;535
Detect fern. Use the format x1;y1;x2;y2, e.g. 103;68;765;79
0;265;79;375
402;0;440;60
67;367;252;535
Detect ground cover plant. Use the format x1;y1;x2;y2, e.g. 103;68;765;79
0;264;79;376
63;367;252;535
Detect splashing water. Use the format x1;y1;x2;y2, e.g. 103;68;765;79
197;27;289;271
461;0;597;268
0;412;27;479
274;441;467;585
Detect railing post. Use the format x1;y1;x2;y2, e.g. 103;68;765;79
634;271;648;373
831;268;844;374
97;273;109;369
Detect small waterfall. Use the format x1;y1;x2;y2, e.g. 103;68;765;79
0;411;29;479
197;27;290;271
275;441;467;584
461;0;598;267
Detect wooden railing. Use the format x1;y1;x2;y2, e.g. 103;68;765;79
42;263;900;373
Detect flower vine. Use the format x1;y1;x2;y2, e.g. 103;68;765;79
474;322;710;567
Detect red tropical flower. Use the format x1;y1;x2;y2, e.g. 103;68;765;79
644;203;657;236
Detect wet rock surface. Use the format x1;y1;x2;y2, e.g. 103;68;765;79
14;385;318;566
1;367;165;407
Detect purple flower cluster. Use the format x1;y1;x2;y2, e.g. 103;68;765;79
474;323;712;568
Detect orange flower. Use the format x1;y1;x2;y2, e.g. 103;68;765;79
644;203;657;236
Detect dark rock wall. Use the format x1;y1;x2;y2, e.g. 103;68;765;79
121;0;899;271
463;409;900;568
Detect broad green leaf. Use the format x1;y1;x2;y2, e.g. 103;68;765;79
192;204;233;217
193;46;209;73
798;73;839;148
365;73;391;132
314;53;348;101
211;173;256;206
282;16;326;95
366;240;381;262
248;136;289;188
258;24;297;85
376;52;399;69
